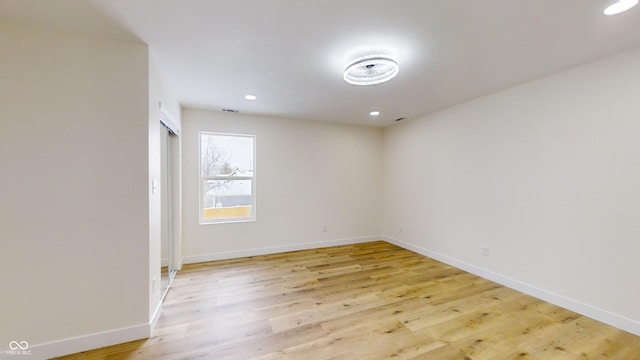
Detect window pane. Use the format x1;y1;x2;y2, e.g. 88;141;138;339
202;180;253;220
201;133;254;177
200;132;255;224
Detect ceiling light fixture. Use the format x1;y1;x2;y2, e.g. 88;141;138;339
244;94;257;100
344;54;399;86
604;0;638;15
369;111;380;116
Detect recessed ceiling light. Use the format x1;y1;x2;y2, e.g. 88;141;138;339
344;54;399;86
244;94;257;100
604;0;638;15
369;111;380;116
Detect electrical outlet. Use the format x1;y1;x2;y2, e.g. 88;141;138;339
152;277;157;293
399;226;404;233
322;225;327;232
481;245;490;256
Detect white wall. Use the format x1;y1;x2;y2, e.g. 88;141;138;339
0;20;151;357
383;47;640;334
181;109;383;261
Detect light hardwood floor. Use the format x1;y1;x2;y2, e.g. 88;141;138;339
56;241;640;359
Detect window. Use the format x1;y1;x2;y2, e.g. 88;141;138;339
199;132;255;224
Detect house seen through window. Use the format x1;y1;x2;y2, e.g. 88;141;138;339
200;132;255;224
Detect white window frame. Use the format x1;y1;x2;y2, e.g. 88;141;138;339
199;131;256;225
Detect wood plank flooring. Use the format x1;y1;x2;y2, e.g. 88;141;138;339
55;241;640;359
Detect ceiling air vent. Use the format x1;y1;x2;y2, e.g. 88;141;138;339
222;108;239;113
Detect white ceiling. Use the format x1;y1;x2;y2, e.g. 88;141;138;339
2;0;640;127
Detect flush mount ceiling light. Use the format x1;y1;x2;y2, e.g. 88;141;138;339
369;111;380;116
344;54;399;86
244;94;257;100
604;0;638;15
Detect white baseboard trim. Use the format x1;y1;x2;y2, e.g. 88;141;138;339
182;235;382;264
32;234;638;359
30;323;150;359
382;235;640;337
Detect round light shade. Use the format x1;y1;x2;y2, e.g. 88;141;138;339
604;0;638;15
344;55;399;86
